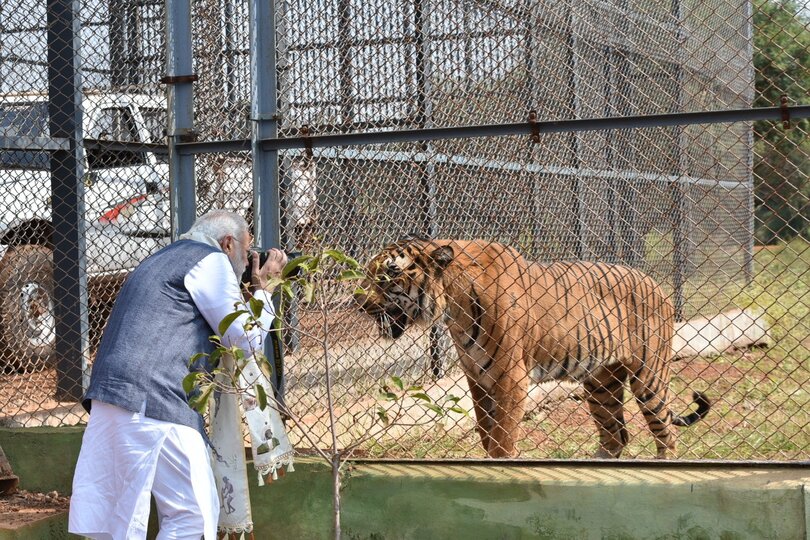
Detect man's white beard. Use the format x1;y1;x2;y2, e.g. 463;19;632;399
229;253;246;281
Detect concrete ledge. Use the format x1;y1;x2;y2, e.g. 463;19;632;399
332;462;810;540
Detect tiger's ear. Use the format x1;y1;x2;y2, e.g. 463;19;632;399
429;245;454;271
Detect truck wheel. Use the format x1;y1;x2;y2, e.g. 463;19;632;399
0;245;55;372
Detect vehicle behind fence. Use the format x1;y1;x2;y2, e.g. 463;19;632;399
0;0;808;461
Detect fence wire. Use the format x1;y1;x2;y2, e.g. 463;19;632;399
0;0;808;461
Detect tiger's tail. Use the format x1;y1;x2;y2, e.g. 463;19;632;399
671;391;711;427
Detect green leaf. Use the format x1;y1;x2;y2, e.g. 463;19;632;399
302;282;315;303
448;406;468;416
249;296;265;319
256;384;268;410
376;406;390;426
407;385;424;392
283;254;315;278
353;286;369;296
390;376;404;391
188;352;207;367
323;249;350;264
257;356;274;381
218;310;248;336
190;383;215;415
444;396;462;404
265;277;285;292
379;391;397;401
182;372;201;394
338;269;365;281
424;403;444;416
281;282;295;300
323;250;360;269
208;348;222;370
410;392;432;403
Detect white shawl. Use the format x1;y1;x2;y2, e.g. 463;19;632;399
209;353;295;536
180;231;295;536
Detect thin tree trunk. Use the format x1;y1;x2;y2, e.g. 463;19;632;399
321;285;341;539
332;454;341;539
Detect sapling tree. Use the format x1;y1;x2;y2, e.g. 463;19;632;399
186;247;466;539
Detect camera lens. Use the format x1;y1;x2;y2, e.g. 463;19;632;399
241;249;301;284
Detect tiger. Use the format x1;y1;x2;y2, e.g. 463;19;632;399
354;237;710;459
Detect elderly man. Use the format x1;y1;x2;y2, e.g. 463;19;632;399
69;209;286;540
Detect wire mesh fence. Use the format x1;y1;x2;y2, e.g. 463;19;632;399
0;0;808;461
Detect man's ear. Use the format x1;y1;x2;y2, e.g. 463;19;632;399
429;245;454;271
220;235;235;255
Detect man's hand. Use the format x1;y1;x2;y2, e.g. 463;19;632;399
251;249;288;292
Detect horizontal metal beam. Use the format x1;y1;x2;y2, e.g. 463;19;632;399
176;105;810;155
1;137;168;153
0;135;69;151
83;139;168;153
299;146;750;190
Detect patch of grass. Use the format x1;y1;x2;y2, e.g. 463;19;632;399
670;350;810;460
360;425;484;459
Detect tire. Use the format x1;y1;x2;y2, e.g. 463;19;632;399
0;245;55;372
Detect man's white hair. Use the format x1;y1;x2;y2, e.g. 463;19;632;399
187;210;249;242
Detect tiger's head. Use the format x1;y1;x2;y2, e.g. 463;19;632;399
354;237;454;339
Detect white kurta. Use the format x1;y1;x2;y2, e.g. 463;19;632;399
69;401;220;540
69;245;277;540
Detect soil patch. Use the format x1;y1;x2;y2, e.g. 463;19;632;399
0;489;70;529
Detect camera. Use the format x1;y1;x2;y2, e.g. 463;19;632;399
241;249;302;285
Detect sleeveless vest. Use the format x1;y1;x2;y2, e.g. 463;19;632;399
83;240;221;436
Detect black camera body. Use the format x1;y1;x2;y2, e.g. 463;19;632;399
241;249;302;284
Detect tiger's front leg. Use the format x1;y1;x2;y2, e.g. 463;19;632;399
466;372;527;458
466;376;496;454
487;371;528;458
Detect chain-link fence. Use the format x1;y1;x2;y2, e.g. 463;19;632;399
0;0;808;461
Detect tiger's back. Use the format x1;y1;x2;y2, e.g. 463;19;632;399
525;260;675;385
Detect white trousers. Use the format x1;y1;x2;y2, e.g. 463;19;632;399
69;401;219;540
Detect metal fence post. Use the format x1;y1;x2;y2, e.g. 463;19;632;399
568;0;586;260
336;0;361;257
672;0;689;322
525;2;545;261
165;0;197;239
250;0;287;401
744;0;756;282
109;0;126;89
415;0;445;378
47;0;88;400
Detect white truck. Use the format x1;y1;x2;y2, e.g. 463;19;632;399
0;91;172;370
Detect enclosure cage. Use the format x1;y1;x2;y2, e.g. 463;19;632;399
0;0;808;462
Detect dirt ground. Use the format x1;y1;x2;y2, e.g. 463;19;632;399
0;489;70;529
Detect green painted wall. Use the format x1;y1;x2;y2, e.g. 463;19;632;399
0;427;82;495
1;428;808;539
